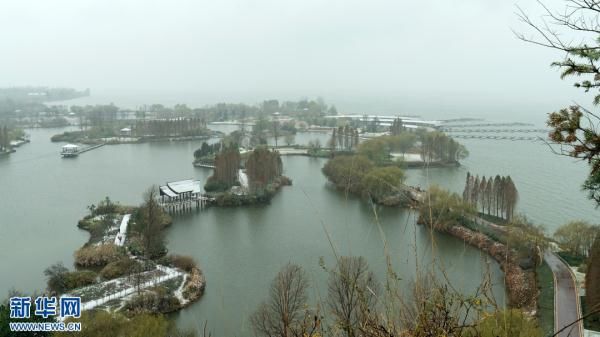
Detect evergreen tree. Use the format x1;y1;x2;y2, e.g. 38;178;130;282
586;236;600;323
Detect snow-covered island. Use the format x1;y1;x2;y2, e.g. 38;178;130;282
51;196;206;317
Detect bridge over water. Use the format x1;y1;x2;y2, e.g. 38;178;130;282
450;134;543;141
441;128;549;133
438;122;535;128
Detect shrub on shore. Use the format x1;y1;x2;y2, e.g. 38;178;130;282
361;166;405;201
182;268;205;302
464;309;542;337
74;244;125;267
64;270;97;290
204;176;233;192
169;255;197;273
44;262;98;294
100;257;140;280
418;185;475;231
322;154;408;204
322;155;374;195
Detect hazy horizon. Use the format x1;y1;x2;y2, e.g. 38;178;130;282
0;0;592;123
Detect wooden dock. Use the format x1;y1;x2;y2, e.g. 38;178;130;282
61;143;106;158
77;143;106;154
158;194;214;213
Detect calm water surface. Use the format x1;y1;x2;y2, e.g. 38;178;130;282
0;125;597;335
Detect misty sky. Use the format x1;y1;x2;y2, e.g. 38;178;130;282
0;0;590;116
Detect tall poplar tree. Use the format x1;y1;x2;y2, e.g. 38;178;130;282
479;176;487;214
463;172;472;204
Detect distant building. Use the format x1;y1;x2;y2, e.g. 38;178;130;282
324;115;440;129
61;144;79;157
120;128;132;136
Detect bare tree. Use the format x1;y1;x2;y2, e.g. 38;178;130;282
327;256;380;337
250;263;310;337
135;186;166;259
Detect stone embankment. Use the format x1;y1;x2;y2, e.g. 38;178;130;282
446;224;536;310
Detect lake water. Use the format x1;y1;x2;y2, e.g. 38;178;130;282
0;123;597;335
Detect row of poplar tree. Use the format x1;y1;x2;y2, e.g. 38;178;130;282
329;125;360;151
462;172;519;220
0;125;12;152
133;118;207;137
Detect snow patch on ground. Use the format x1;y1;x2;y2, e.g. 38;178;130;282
173;274;189;305
238;169;248;189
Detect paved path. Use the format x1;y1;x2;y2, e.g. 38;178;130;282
545;251;583;337
114;214;130;246
69;265;184;312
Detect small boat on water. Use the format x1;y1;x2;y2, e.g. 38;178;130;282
61;144;79;157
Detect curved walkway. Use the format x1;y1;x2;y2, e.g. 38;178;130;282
545;251;583;337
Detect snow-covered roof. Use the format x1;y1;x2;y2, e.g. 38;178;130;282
168;179;201;194
159;185;178;198
160;179;202;197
